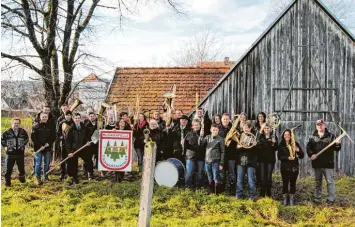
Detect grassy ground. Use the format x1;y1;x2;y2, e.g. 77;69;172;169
2;152;355;227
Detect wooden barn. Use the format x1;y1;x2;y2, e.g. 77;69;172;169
198;0;355;176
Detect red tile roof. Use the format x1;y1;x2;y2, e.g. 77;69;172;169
105;66;231;115
80;73;104;83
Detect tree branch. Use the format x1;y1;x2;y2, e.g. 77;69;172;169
1;52;42;75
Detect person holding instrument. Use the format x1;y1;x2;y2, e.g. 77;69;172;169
278;128;304;206
307;119;341;205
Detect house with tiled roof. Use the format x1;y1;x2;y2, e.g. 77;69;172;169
73;73;110;111
105;60;234;116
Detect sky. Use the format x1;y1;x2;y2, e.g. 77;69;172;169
1;0;354;81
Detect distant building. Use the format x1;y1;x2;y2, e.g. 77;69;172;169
72;73;109;112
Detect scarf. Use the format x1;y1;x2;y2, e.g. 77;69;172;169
138;120;147;129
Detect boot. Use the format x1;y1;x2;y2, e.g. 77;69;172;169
88;173;93;181
36;178;43;186
282;194;288;206
215;184;221;195
19;176;26;183
289;194;295;206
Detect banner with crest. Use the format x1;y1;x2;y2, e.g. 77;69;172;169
98;130;133;171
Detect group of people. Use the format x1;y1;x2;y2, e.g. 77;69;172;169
1;105;341;206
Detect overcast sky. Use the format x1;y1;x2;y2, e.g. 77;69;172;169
1;0;354;81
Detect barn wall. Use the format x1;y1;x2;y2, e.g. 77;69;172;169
201;0;355;176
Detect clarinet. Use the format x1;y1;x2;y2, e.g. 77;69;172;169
181;126;185;155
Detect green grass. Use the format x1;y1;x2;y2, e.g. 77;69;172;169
2;173;355;227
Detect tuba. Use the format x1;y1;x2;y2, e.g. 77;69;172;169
97;102;111;129
163;85;176;127
70;98;83;112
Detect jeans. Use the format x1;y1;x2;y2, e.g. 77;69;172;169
135;147;143;172
236;165;256;199
185;160;204;187
205;161;221;184
34;151;51;180
281;169;298;194
5;155;25;183
260;162;274;197
220;160;236;185
314;168;335;202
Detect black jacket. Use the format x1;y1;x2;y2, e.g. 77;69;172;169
278;141;304;171
57;119;74;139
200;134;225;165
147;128;164;153
218;123;238;161
34;111;56;134
65;123;89;153
133;121;149;148
31;122;56;151
85;120;98;137
306;129;341;168
1;128;29;156
169;125;191;153
184;130;205;161
257;134;278;163
105;124;116;130
155;118;166;131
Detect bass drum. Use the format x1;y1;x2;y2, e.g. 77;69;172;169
154;158;185;187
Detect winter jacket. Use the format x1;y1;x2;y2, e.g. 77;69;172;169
218;123;237;161
57;119;74;139
278;141;304;171
65;123;89;153
306;129;341;168
169;125;191;153
257;134;278;163
1;128;29;156
147;128;164;153
84;120;98;137
184;130;205;161
31;122;56;152
34;111;56;134
133;121;149;148
155;118;166;131
200;135;225;165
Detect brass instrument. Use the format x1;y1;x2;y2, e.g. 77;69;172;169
61;122;69;135
225;114;241;147
287;125;302;160
266;112;281;141
239;132;257;149
134;95;140;122
163;85;176;127
97;102;111;129
143;129;151;143
70;98;83;112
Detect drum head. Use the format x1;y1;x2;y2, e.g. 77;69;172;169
154;161;179;188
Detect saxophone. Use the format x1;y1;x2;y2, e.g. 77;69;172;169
287;125;302;159
225;115;240;147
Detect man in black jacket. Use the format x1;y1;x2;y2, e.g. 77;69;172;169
153;111;166;131
218;113;237;194
31;112;56;185
57;110;74;180
307;119;341;205
84;112;98;177
65;113;91;184
1;118;29;186
167;115;191;163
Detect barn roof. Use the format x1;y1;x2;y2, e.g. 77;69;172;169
105;65;231;114
199;0;355;107
80;73;106;83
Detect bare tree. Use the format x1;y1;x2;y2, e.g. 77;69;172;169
1;0;184;116
264;0;355;29
172;29;225;67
